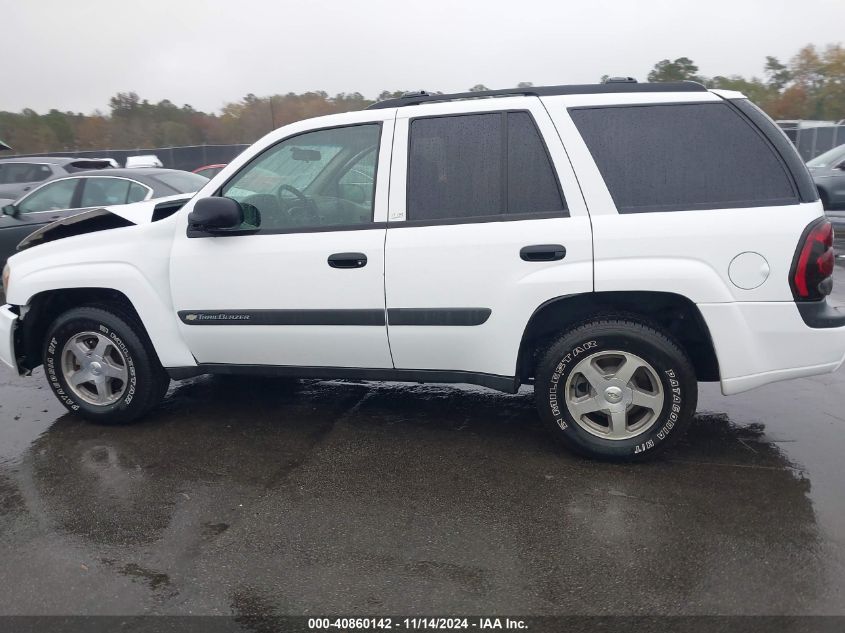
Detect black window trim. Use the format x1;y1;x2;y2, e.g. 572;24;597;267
390;210;566;229
568;100;804;215
190;121;385;238
403;109;569;226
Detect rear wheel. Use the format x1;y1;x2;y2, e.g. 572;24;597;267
534;318;697;461
43;306;169;424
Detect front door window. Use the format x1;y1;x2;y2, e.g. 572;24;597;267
17;179;78;213
221;124;382;231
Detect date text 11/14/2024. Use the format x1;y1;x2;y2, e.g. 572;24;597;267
307;617;528;630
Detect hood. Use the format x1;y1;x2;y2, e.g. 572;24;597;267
17;193;193;252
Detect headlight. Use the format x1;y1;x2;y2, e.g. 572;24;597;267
2;263;10;296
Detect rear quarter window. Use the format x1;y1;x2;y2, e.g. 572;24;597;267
570;102;800;213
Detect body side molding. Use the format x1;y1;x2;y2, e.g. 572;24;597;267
178;308;493;327
387;308;491;326
166;364;518;393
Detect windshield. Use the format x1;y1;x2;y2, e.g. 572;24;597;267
807;144;845;168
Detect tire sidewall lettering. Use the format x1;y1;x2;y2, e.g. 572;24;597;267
546;336;684;456
45;340;81;411
549;339;599;430
46;320;139;412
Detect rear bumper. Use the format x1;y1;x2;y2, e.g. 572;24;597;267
699;300;845;396
0;304;19;374
796;299;845;328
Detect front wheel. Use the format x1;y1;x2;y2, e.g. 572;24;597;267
534;318;697;461
43;305;170;424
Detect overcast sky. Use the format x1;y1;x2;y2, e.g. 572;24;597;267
1;0;843;114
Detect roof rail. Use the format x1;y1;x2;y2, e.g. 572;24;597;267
367;81;707;110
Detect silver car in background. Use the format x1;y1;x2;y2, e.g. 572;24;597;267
808;145;845;226
0;156;115;201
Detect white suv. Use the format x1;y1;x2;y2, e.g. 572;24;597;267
1;81;842;461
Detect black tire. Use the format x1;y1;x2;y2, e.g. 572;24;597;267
534;317;697;461
43;305;170;424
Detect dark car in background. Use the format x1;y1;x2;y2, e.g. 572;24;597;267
0;156;114;201
808;144;845;216
0;168;208;270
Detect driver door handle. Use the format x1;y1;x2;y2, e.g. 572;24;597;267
520;244;566;262
328;252;367;269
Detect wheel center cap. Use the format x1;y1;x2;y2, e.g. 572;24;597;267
90;361;103;376
604;386;623;403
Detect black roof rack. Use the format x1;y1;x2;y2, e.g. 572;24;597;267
367;81;707;110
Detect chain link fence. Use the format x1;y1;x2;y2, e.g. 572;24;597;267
792;126;845;161
7;144;250;172
8;128;845;171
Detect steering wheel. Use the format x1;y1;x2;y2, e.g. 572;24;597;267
276;184;320;225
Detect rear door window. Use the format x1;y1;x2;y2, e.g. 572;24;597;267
570;102;799;213
407;111;566;222
80;178;133;207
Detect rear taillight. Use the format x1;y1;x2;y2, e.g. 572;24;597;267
790;218;834;301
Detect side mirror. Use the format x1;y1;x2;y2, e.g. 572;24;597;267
188;197;243;232
1;204;18;218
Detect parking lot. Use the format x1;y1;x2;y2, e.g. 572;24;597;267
1;257;845;617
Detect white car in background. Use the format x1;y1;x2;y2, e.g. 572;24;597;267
125;155;164;169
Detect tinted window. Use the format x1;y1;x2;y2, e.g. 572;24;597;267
507;112;565;214
570;103;798;213
80;178;132;207
18;179;77;213
407;112;565;222
409;113;502;221
222;124;381;231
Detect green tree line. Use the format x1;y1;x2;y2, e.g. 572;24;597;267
1;43;843;155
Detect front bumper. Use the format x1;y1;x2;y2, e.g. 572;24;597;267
0;304;19;373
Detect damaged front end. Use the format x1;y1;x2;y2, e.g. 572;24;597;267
16;194;193;252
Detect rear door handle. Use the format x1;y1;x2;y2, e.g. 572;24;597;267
328;252;367;269
520;244;566;262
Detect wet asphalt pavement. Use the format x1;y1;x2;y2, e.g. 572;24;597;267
2;267;845;618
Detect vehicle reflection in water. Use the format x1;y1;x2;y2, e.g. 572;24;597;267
0;373;828;614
